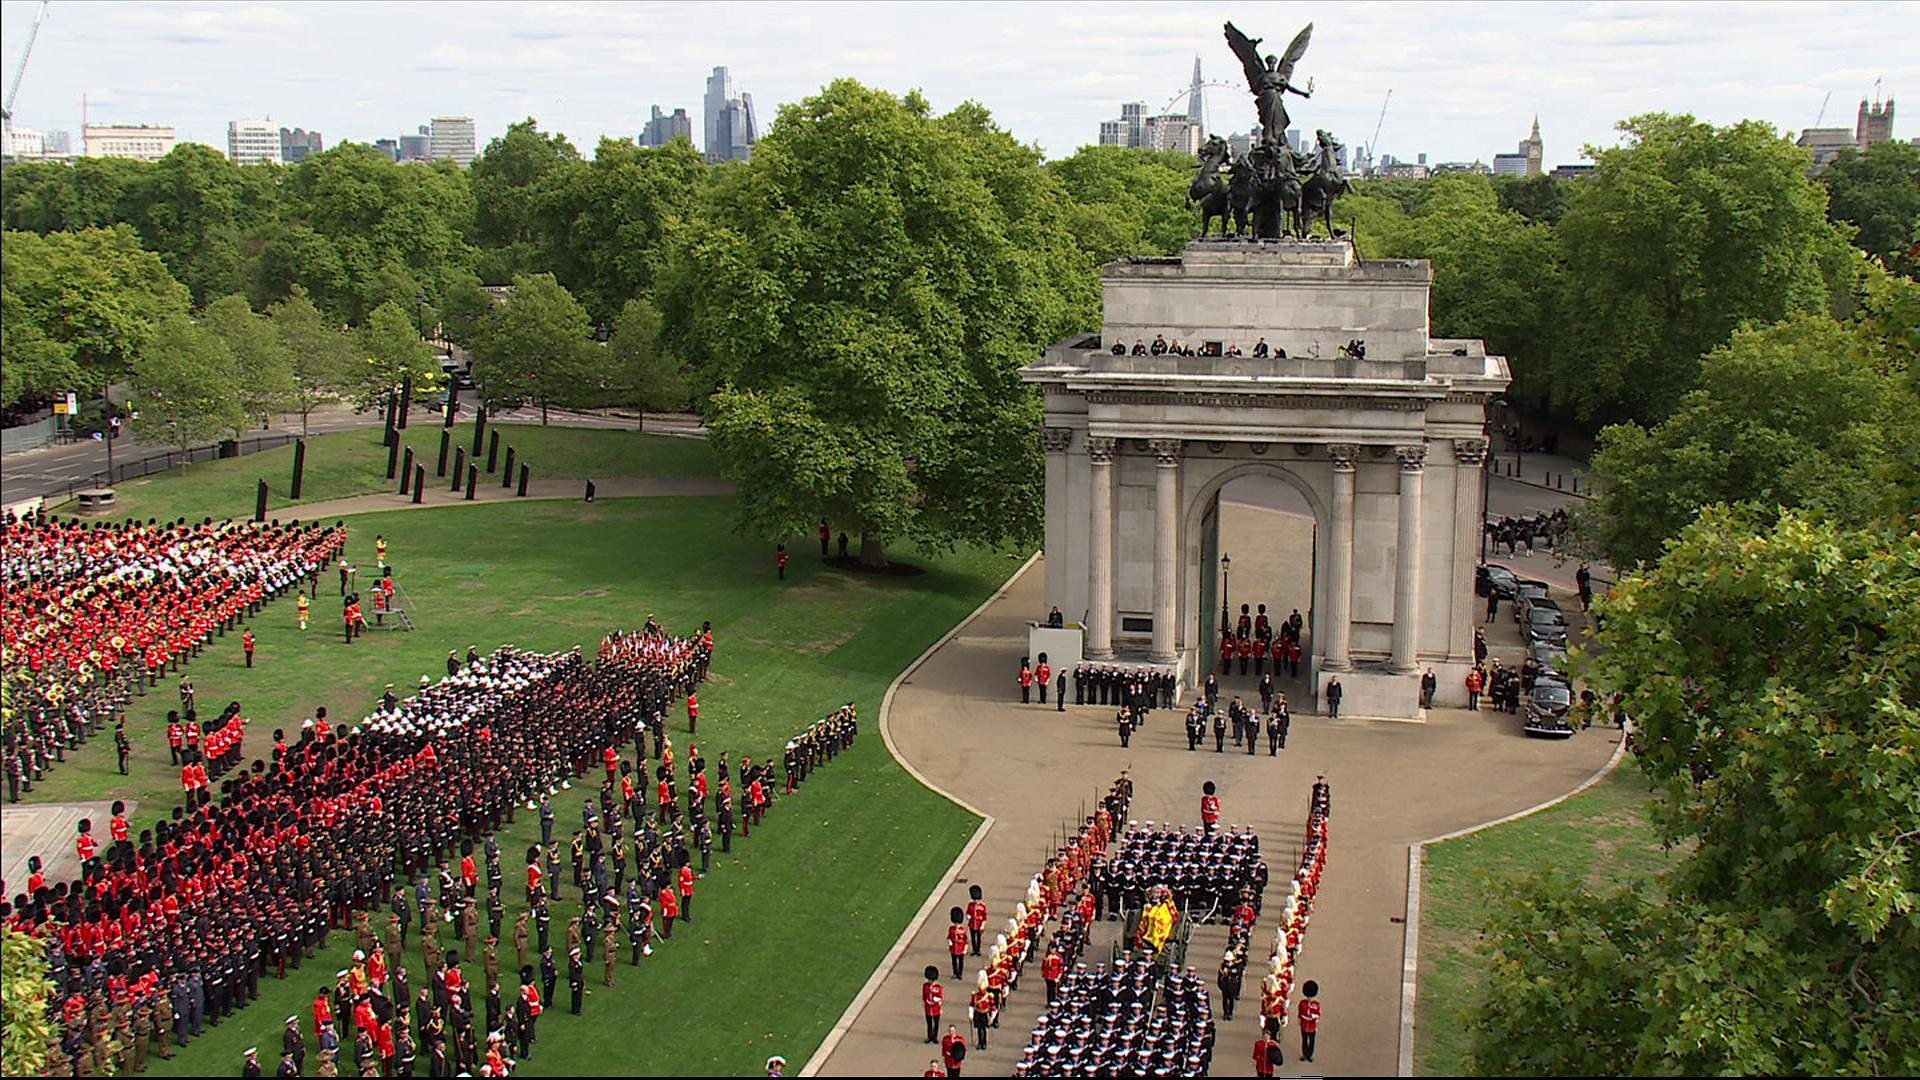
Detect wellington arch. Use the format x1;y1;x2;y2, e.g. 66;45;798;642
1020;238;1510;720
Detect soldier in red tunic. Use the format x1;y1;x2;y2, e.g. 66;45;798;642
946;907;967;980
965;885;988;957
921;965;944;1044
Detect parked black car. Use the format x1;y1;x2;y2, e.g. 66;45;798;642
1476;564;1519;600
1524;607;1570;648
1524;681;1575;738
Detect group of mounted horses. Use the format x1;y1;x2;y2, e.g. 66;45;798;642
1187;131;1353;241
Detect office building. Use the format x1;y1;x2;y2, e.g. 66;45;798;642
280;127;323;163
373;138;400;161
428;116;477;166
84;123;175;161
5;126;44;159
227;119;281;164
1549;163;1596;180
1187;57;1205;127
703;67;757;163
1097;100;1201;154
1432;160;1491;176
640;105;693;148
399;126;431;162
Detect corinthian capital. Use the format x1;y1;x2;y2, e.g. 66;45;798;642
1452;438;1488;466
1397;445;1428;472
1041;427;1073;453
1149;439;1184;466
1327;443;1359;471
1085;436;1117;465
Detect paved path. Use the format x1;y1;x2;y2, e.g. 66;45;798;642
1;800;137;889
262;476;735;522
808;555;1616;1078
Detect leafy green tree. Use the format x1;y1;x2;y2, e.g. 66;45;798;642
1577;271;1915;568
469;272;597;423
268;286;354;436
470;119;579;280
1;926;57;1078
203;294;297;435
1821;139;1920;275
660;80;1088;565
0;226;191;406
278;144;476;322
1384;174;1561;408
130;313;245;455
607;296;688;421
356;299;438;411
437;271;497;349
1048;144;1197;264
0;156;145;233
1493;172;1569;225
1553;114;1853;427
1471;507;1920;1077
530;136;708;323
119;143;267;304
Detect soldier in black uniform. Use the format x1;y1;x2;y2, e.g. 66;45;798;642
1212;709;1227;753
539;946;558;1013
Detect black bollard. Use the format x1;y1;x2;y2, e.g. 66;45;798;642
452;447;466;490
293;439;308;499
466;463;478;501
437;430;450;477
444;383;459;429
254;480;269;523
383;388;396;433
584;480;595;503
399;447;415;494
398;373;412;429
487;430;500;473
502;447;515;487
517;463;529;497
412;464;425;504
385;433;399;481
472;406;487;458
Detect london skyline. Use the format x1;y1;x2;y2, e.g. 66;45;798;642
2;0;1912;164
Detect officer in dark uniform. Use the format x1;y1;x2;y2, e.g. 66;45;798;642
1212;710;1227;753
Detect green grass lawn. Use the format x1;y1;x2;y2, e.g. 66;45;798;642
1412;768;1678;1076
16;491;1021;1075
97;421;719;523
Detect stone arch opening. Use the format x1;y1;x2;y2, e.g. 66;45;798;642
1181;458;1327;703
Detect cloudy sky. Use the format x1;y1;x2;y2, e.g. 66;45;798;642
2;0;1913;165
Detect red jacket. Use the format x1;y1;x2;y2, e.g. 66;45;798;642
922;980;944;1017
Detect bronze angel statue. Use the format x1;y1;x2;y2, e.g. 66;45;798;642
1224;21;1313;146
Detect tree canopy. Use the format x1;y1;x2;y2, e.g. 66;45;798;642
1550;114;1854;426
1470;507;1920;1077
0;225;191;407
659;80;1091;564
1576;267;1917;568
1821;139;1920;276
469;272;598;422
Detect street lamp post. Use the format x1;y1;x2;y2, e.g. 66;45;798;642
416;291;429;342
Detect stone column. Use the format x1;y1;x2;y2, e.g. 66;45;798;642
1085;437;1117;660
1391;445;1427;672
1452;438;1489;660
1324;444;1357;670
1149;439;1183;664
1041;426;1072;613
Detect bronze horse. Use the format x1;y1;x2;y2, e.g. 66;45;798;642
1298;129;1354;238
1188;136;1245;239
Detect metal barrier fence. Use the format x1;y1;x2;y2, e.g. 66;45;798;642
42;433;305;510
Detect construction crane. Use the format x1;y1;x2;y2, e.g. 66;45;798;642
3;0;52;137
1813;90;1832;129
1364;89;1392;170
